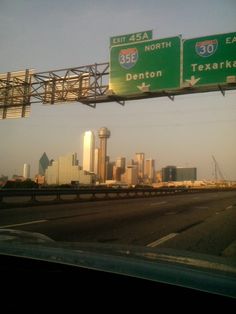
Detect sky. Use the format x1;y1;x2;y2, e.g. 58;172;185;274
0;0;236;180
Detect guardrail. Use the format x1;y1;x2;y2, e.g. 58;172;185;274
0;187;235;207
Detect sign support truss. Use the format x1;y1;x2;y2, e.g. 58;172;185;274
31;62;109;106
0;69;32;119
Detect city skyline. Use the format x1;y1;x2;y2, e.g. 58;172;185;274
0;1;235;181
0;124;227;182
6;126;199;183
0;126;224;182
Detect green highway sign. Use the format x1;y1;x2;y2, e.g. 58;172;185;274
183;32;236;87
109;36;181;96
110;30;152;47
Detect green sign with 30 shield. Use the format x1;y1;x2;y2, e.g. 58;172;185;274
109;36;181;96
183;32;236;87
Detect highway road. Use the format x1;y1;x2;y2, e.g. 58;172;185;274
0;191;236;257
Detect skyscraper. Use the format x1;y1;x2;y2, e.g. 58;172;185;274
162;166;197;182
39;152;50;175
113;157;126;181
23;163;30;179
83;130;95;172
135;153;145;181
94;148;99;175
145;159;155;183
116;157;126;174
98;127;110;183
45;152;94;185
124;165;138;186
162;166;177;182
176;167;197;181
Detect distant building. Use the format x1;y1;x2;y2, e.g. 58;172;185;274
176;167;197;181
145;159;155;183
39;152;50;175
107;161;115;180
94;148;99;175
98;127;111;183
23;163;30;179
116;157;126;174
155;170;162;183
113;165;122;181
113;157;126;182
83;130;95;172
45;152;94;185
162;166;197;182
35;174;46;185
135;153;145;181
127;159;135;166
122;165;138;186
162;166;177;182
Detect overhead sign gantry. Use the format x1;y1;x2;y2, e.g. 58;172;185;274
0;30;235;119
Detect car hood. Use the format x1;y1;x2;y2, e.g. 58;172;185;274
0;228;235;298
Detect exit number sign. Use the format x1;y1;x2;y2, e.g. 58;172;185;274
110;30;152;47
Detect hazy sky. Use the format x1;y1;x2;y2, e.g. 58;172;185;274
0;0;236;180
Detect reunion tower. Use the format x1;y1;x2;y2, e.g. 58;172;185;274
98;127;111;183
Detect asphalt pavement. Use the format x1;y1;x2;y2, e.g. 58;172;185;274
0;191;235;257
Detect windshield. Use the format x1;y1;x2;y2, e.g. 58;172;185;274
0;0;236;299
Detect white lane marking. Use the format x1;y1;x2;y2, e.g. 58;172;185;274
0;220;48;228
147;233;178;247
226;205;233;210
150;201;167;206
